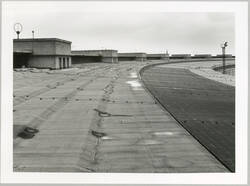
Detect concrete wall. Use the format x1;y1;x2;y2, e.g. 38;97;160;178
71;56;102;64
214;54;233;58
102;57;118;63
118;53;146;57
14;53;72;70
14;41;55;55
118;53;147;62
13;38;72;69
55;41;71;55
71;50;118;63
30;56;71;69
28;56;56;69
147;54;169;60
14;38;71;55
72;50;117;57
136;56;147;62
72;50;101;56
170;54;192;59
118;57;136;61
192;54;212;59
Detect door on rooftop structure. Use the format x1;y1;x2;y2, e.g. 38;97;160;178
13;52;30;68
63;58;66;68
59;57;62;69
67;58;69;68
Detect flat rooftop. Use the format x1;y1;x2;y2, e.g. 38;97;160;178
13;60;229;173
13;38;72;44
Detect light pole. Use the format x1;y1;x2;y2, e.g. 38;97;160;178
220;42;228;74
166;49;170;62
14;23;23;39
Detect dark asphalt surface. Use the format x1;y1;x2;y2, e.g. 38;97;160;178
141;66;235;172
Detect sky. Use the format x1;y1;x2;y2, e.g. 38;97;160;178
5;2;235;55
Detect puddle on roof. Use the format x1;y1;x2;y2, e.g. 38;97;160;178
130;72;138;78
126;80;143;90
101;136;114;140
153;131;175;136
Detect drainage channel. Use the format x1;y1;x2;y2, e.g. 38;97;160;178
77;66;158;172
77;67;130;172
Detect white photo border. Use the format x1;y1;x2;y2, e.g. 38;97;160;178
1;1;248;184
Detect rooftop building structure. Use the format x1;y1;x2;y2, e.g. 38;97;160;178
13;38;72;69
71;50;118;63
118;53;147;62
146;53;169;60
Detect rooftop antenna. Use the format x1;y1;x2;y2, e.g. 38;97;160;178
14;23;23;39
32;30;34;39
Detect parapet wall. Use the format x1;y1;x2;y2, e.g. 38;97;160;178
170;54;234;59
14;38;71;56
170;54;192;59
71;50;118;63
213;54;233;58
72;50;118;57
118;53;147;62
147;54;169;60
192;54;212;59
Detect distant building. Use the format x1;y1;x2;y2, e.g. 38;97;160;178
118;53;147;62
191;54;212;59
146;53;169;60
71;50;118;64
214;54;233;58
13;38;72;69
170;54;192;59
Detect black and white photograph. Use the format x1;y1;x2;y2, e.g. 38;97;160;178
0;1;248;184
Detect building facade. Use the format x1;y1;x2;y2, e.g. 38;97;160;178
13;38;72;69
71;50;118;64
118;53;147;62
170;54;192;59
146;53;169;60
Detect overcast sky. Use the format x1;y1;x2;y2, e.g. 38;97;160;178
6;2;235;55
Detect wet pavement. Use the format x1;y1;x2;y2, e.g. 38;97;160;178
140;62;235;172
13;61;228;173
